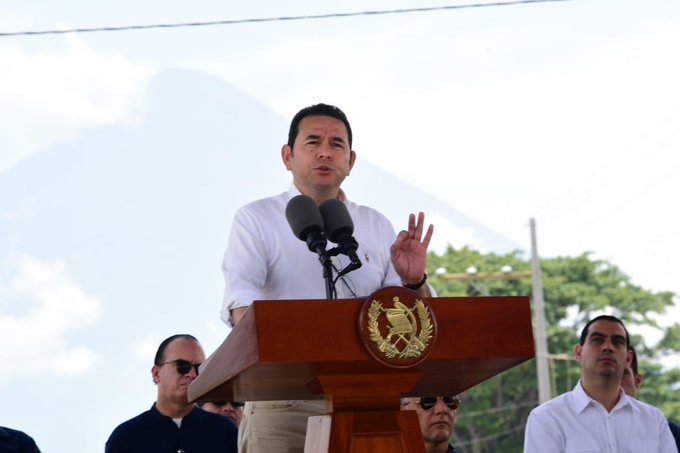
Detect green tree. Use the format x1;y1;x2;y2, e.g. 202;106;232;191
428;246;679;453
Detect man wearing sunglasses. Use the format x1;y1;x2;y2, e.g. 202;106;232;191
105;334;238;452
400;396;462;453
199;401;244;427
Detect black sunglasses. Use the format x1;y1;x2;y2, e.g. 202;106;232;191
160;359;201;376
211;401;245;408
415;396;461;411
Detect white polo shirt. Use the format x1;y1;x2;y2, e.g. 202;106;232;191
221;186;404;326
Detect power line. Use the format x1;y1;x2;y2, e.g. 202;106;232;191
533;107;680;223
572;158;680;233
0;0;576;37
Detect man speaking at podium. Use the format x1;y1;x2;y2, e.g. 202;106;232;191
221;103;434;452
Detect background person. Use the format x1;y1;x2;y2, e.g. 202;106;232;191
621;345;680;451
400;395;462;453
198;401;244;427
105;334;237;453
0;426;41;452
523;315;676;452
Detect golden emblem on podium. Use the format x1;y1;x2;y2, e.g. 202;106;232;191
359;287;437;368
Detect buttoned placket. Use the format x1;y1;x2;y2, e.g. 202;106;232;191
603;412;616;453
593;395;633;453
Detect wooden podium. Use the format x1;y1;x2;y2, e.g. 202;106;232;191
189;289;534;452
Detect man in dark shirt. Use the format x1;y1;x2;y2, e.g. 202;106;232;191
105;334;237;453
401;395;462;453
0;426;41;453
198;400;244;427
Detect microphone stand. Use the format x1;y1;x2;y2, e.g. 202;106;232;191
319;252;335;300
306;234;336;299
325;244;362;297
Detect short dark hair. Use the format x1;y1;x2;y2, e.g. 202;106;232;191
154;334;199;366
629;345;639;375
287;103;353;148
579;315;630;347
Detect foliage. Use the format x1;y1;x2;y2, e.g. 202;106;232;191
427;246;680;453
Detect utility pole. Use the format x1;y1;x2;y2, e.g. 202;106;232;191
530;218;551;404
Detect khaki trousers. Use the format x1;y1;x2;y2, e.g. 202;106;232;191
238;398;331;453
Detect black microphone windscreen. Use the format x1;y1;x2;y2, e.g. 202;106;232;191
318;199;354;243
285;195;324;241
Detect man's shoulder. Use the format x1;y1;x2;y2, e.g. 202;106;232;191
669;418;680;432
628;397;671;421
185;408;238;442
0;426;40;451
0;426;29;439
110;407;156;430
191;407;236;428
346;199;386;215
230;193;288;231
238;192;288;214
105;407;161;452
668;419;680;445
345;200;391;224
529;390;573;417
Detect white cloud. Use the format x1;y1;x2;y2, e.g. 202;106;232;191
0;33;155;173
131;336;162;362
0;253;102;383
203;319;232;357
427;211;481;254
52;346;102;377
2;198;37;222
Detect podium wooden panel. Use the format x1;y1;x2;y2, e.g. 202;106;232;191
189;295;534;452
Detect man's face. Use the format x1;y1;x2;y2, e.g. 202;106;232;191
151;338;205;407
281;115;355;200
201;401;243;426
401;397;457;447
621;365;642;397
575;320;631;381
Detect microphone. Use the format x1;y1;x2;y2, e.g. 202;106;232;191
285;195;327;257
318;199;362;275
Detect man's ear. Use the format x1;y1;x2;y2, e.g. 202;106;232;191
282;144;293;171
574;344;583;363
151;366;160;385
348;150;356;174
635;373;643;390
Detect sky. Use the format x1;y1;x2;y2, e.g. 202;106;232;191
1;0;679;451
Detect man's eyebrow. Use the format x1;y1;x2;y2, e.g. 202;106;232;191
588;331;626;342
302;134;347;145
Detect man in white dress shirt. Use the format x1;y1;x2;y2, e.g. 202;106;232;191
221;103;435;453
523;315;677;453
